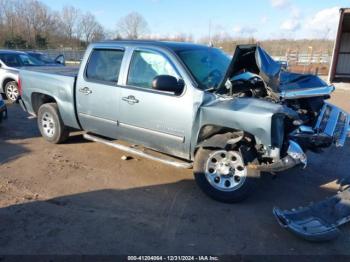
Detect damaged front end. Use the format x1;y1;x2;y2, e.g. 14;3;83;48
218;44;350;174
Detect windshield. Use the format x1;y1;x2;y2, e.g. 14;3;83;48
29;53;55;64
0;53;45;67
176;47;231;90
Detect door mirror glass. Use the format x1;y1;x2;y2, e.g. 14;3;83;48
152;75;184;95
55;54;65;65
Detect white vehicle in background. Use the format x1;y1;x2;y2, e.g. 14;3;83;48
0;50;45;103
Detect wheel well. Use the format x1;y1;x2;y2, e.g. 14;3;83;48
31;93;57;115
2;78;16;92
194;125;256;156
196;125;239;145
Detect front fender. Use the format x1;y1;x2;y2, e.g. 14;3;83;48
193;97;294;153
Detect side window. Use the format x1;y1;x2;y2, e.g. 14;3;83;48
0;54;21;67
86;49;124;83
127;50;177;89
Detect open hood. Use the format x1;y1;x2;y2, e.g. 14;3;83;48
220;44;332;95
220;44;281;92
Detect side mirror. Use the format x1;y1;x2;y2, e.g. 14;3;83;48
55;55;65;65
152;75;184;95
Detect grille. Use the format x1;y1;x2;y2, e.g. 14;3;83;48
315;103;349;147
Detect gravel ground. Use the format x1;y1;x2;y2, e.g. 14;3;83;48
0;85;349;255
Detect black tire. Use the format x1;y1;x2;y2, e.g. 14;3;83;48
37;103;69;144
194;147;260;203
4;81;19;103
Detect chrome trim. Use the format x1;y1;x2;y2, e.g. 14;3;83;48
118;122;185;143
280;85;335;100
287;140;307;168
83;133;193;169
314;103;349;147
78;112;118;125
248;140;307;172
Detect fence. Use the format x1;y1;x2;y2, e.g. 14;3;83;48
11;47;333;75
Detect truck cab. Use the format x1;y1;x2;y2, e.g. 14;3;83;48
75;41;206;160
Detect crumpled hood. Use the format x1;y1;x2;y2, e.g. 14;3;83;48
221;44;330;93
279;71;329;91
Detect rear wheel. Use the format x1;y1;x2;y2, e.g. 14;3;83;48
5;81;19;103
37;103;69;144
194;147;260;203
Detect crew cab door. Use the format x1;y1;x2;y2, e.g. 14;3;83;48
76;48;125;138
118;48;193;159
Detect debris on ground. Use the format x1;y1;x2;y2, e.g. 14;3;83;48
121;155;133;161
274;187;350;242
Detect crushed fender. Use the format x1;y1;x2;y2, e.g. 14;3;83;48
273;187;350;242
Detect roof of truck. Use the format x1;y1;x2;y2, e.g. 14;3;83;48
95;40;210;52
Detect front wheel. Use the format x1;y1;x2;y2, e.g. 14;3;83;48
194;148;260;203
37;103;69;144
5;81;19;103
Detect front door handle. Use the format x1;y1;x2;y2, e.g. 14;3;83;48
79;87;92;95
122;95;139;105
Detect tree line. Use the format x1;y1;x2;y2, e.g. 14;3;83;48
0;0;335;56
0;0;106;49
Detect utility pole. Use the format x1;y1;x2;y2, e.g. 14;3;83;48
208;20;213;47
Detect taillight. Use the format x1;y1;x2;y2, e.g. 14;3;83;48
18;78;22;96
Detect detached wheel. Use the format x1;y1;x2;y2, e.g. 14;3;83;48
37;103;69;144
5;81;19;103
194;148;260;203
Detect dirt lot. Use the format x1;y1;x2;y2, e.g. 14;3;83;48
0;86;350;255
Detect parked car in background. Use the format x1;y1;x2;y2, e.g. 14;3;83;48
27;51;65;66
18;41;350;203
0;50;63;103
0;94;7;123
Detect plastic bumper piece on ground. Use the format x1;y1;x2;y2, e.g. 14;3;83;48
273;187;350;242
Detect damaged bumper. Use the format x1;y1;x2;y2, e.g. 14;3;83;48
273;187;350;242
250;103;349;173
249;140;307;173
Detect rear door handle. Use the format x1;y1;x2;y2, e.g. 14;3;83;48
79;87;92;95
122;95;139;105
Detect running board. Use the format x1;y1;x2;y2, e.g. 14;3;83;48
83;133;193;169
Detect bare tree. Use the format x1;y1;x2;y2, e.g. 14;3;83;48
79;12;104;44
117;12;149;39
61;6;80;42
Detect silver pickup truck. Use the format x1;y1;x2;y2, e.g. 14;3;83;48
18;41;350;203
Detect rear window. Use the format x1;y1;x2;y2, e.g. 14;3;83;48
86;49;124;83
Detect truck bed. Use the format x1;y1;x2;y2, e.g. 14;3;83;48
22;66;79;77
20;66;80;129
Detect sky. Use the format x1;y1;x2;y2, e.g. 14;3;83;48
41;0;350;40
